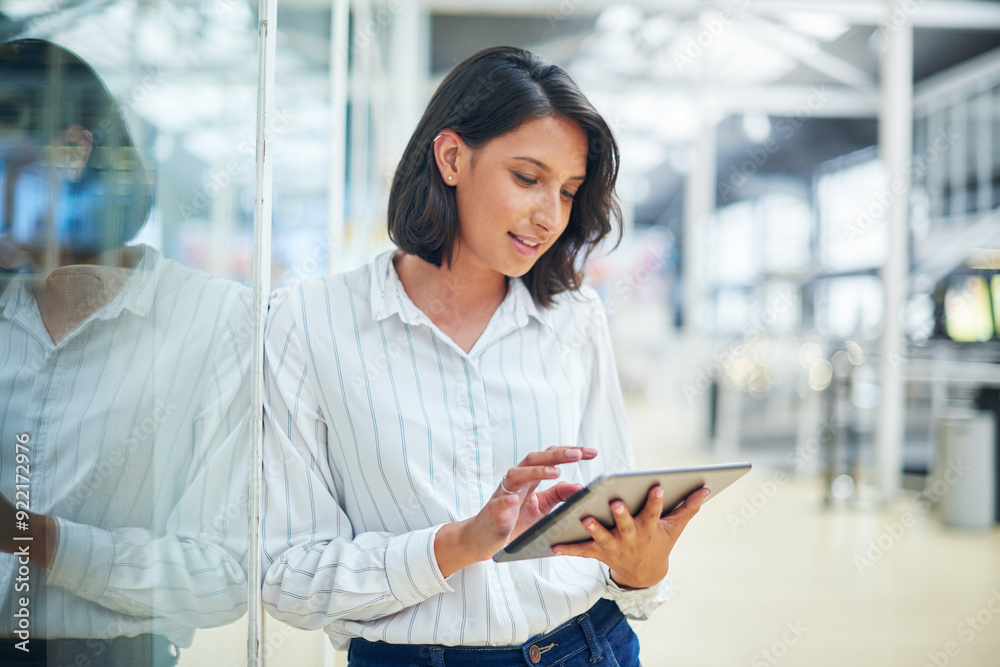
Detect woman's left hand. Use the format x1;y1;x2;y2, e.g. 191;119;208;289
550;485;711;590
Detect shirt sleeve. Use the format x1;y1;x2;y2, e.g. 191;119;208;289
574;289;670;621
260;286;453;632
45;284;253;630
600;564;670;620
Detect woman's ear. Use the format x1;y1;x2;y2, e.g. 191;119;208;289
59;124;93;181
432;129;462;186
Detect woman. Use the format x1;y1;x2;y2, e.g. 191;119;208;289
261;46;709;666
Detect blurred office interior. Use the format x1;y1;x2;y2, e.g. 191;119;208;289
2;0;1000;665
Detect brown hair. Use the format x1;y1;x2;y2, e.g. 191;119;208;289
387;46;621;307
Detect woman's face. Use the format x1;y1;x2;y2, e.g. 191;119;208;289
449;114;588;279
0;123;93;270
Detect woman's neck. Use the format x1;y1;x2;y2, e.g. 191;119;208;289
394;251;509;354
29;246;141;344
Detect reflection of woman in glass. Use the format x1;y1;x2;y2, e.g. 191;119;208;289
263;46;709;666
0;39;251;667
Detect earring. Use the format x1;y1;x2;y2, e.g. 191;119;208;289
447;175;453;181
433;134;442;143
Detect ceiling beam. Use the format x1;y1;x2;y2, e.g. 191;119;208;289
418;0;1000;31
712;84;879;118
752;0;1000;29
738;12;877;91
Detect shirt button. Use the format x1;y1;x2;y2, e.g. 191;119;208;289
529;644;541;663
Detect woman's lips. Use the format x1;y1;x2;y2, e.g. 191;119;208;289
508;232;541;256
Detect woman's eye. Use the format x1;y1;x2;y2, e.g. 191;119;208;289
514;173;536;185
562;190;576;200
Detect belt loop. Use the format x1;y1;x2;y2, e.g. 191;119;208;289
577;614;604;663
430;646;447;667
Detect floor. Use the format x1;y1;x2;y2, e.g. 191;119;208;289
625;399;1000;667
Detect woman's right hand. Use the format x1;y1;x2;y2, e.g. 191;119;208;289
433;446;596;577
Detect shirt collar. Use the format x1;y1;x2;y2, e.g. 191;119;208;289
0;244;164;322
0;276;26;319
509;274;551;330
369;249;552;330
370;250;406;323
115;244;164;318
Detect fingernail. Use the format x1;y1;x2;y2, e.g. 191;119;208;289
552;548;562;556
546;466;559;476
612;501;625;512
653;486;664;498
583;447;598;457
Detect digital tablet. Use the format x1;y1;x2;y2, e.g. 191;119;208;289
492;462;752;562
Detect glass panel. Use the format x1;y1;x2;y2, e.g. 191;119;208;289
762;194;810;274
816;276;884;339
816;157;888;271
0;2;257;665
271;2;335;288
709;201;759;285
263;0;356;663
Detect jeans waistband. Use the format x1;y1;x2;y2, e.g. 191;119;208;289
348;598;625;667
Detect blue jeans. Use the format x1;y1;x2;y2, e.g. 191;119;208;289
348;598;641;666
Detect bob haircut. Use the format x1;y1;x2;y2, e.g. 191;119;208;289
387;46;621;308
0;38;153;262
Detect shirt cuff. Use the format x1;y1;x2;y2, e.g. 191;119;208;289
384;524;454;607
601;564;668;609
46;518;114;601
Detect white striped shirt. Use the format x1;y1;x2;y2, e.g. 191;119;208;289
261;249;666;649
0;246;252;646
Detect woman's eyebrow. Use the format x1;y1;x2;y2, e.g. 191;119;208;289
512;156;585;181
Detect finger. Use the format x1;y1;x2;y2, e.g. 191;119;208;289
638;485;665;527
536;482;584;514
552;481;584;502
502;444;599;496
519;446;597;467
535;482;581;503
580;515;613;545
660;488;711;533
677;487;712;512
551;539;597;559
501;465;561;492
609;499;636;537
542;445;598;459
